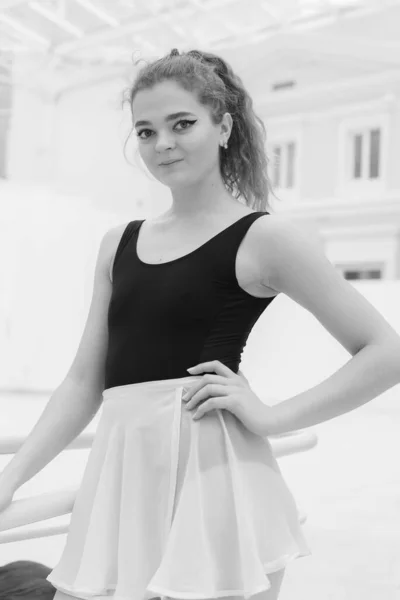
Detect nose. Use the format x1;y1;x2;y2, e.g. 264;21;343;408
155;131;176;152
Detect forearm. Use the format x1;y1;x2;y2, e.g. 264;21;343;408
1;376;104;490
268;342;400;435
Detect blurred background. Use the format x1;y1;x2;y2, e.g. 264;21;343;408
1;0;400;598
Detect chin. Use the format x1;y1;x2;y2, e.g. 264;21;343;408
161;171;193;184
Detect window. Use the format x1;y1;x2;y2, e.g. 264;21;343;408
266;123;302;201
338;112;388;193
271;141;296;190
344;269;382;280
336;263;384;280
350;127;381;181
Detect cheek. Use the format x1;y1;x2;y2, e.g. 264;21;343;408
137;145;159;174
138;144;152;164
186;132;218;161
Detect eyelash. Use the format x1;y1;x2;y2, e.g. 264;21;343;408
136;119;197;140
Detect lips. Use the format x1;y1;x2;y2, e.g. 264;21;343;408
160;159;182;165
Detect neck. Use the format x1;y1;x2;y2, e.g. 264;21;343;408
166;171;243;221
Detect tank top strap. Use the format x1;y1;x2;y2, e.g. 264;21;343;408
231;211;269;234
218;211;269;279
214;211;268;248
110;220;143;283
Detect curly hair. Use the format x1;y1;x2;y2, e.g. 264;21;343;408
122;48;279;212
0;560;55;599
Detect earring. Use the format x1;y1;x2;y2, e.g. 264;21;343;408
221;139;228;149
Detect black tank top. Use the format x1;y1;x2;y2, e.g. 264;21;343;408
104;211;277;389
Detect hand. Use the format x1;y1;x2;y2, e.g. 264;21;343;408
184;360;278;437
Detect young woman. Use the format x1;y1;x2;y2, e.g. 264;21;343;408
1;48;400;600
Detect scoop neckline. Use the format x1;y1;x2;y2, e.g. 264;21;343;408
134;211;265;267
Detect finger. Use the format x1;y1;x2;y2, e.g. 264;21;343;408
182;374;227;403
185;383;229;410
185;383;229;411
187;360;234;379
192;396;227;420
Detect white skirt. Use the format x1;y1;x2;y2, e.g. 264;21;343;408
47;375;311;600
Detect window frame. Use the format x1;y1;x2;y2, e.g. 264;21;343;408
266;125;303;202
335;261;386;280
337;112;389;196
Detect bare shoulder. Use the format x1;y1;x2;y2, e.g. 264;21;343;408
259;211;322;242
258;213;326;285
105;221;131;245
249;213;323;290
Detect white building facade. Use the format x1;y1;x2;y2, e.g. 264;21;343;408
262;73;400;280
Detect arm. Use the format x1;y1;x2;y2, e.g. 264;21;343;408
257;217;400;435
0;225;121;491
1;377;104;490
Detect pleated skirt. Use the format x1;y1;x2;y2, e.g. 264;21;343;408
46;375;311;600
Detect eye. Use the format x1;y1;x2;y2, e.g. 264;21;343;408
174;119;197;131
136;128;152;140
136;119;197;140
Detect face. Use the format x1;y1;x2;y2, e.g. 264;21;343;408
131;80;232;188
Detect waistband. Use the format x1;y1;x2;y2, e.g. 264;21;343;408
102;375;203;401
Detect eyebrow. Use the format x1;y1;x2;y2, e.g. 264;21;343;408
134;111;197;128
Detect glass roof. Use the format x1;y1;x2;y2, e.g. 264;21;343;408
0;0;399;92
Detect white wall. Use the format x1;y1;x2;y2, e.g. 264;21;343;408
0;181;121;389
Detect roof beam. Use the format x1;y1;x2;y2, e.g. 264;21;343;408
211;0;400;51
0;11;50;46
189;0;244;37
52;0;236;56
73;0;120;28
0;0;29;8
29;1;84;38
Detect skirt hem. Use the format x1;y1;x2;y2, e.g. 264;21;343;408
48;549;311;600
